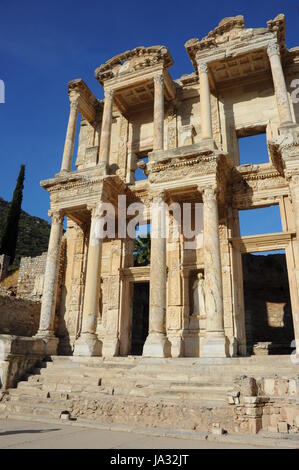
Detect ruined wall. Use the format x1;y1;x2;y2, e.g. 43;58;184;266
0;288;40;336
0;255;10;282
17;252;47;300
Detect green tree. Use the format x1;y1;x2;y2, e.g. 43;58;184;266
134;234;151;266
0;165;25;264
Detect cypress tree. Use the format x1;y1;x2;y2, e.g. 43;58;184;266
0;164;25;264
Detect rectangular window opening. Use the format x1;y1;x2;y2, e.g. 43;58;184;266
237;130;269;165
238;205;282;237
134;223;151;267
134;155;149;181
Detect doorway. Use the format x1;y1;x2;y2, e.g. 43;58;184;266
130;282;149;355
242;250;294;355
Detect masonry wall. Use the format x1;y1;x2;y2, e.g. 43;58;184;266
17;252;47;299
0;288;40;336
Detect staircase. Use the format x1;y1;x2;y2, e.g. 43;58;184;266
1;355;298;434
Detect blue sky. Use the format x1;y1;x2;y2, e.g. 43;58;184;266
0;0;298;230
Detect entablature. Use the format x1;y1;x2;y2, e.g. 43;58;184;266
68;78;102;125
232;163;289;209
94;46;176;114
41;171;126;216
185;14;287;91
229;231;294;253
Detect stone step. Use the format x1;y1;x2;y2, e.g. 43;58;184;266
28;373;102;386
49;355;295;365
38;360;297;376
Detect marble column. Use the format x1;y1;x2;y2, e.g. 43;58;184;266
198;62;213;141
35;211;63;354
143;191;170;357
153;73;164;151
99;88;114;170
201;187;228;357
289;175;299;356
60;94;80;172
267;41;293;126
74;205;102;356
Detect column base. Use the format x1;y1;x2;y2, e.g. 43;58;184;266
199;137;215;150
97;161;108;175
73;333;102;357
168;335;184;358
291;339;299;364
34;331;59;356
143;333;171;358
201;334;229;358
102;337;119;357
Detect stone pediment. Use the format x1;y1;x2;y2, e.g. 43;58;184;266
185;14;286;72
95;46;173;85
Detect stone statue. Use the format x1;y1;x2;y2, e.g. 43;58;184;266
192;273;206;316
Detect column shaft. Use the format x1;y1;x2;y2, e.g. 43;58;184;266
99;89;114;167
267;41;293;125
74;205;102;356
36;211;63;354
153;74;164;151
202;187;227;357
198;62;213;140
143;193;170;357
289;179;299;355
60;96;79;172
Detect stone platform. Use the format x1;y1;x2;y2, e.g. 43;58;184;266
0;356;298;435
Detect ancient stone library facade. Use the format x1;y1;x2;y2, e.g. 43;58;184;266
20;15;299;360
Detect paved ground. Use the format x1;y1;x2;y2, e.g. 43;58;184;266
0;418;298;449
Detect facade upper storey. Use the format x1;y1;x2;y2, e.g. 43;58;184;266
42;14;299;198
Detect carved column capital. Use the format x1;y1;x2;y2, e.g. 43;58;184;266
202;186;219;202
154;73;164;87
69;92;80;110
104;88;114;100
267;41;280;59
87;202;104;219
150;189;166;205
197;61;209;74
48;210;64;224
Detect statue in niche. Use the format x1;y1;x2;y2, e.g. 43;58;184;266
192;272;206;316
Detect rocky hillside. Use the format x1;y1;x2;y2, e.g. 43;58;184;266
0;197;50;266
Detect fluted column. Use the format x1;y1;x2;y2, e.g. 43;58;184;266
201;187;228;357
143;191;170;357
60;93;80;172
36;211;63;354
267;41;293;126
198;62;213;140
74;204;102;356
99;88;114;170
153;74;164;151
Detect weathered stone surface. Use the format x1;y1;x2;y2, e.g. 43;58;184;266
2;13;299;436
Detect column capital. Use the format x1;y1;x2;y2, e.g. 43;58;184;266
150;189;166;205
154;73;164;87
197;61;209;74
69;92;80;109
104;88;114;100
202;186;219;202
48;210;64;224
87;202;104;219
267;41;280;59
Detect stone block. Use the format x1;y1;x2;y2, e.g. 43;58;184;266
288;379;297;396
278;421;288;433
248;418;262;434
274;379;289;397
264;378;275;396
